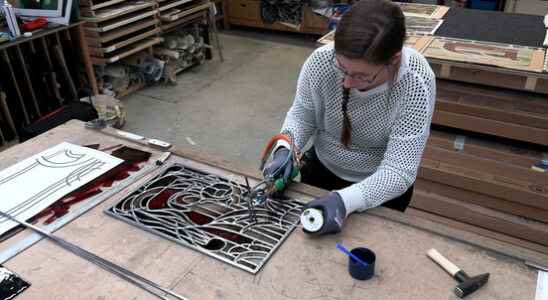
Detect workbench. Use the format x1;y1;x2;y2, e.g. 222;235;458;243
0;120;537;299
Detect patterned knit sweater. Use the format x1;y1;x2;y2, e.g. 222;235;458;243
281;43;436;216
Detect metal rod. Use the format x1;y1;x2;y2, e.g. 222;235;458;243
15;45;41;116
0;211;189;300
1;49;30;124
53;42;78;101
0;91;16;135
208;1;223;62
41;37;64;105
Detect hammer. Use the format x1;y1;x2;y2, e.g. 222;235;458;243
426;249;489;298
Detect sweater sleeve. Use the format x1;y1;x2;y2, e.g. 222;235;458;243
337;73;436;215
280;52;318;152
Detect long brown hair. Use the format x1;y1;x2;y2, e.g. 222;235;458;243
335;0;405;146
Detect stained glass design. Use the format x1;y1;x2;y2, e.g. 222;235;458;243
106;163;303;273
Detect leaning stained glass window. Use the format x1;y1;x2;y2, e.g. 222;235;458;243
106;163;303;273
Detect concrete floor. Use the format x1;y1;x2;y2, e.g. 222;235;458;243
123;28;319;169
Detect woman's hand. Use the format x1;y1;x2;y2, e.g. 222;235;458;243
303;192;347;235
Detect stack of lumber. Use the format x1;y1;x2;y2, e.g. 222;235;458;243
410;128;548;255
158;0;210;33
81;0;162;65
434;79;548;146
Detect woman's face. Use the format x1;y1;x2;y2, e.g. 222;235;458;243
334;53;400;91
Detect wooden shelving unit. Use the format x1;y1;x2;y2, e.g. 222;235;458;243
81;0;162;65
0;22;97;146
79;0;216;95
227;1;329;35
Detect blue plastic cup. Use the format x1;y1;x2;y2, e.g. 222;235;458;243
348;247;376;280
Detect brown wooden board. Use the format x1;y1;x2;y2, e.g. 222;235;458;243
396;2;449;19
161;11;206;33
404;34;432;52
430;61;548;94
159;0;200;13
437;80;548;130
90;37;161;64
408;207;548;256
0;120;538;299
84;18;158;45
81;1;154;22
415;178;548;224
433;109;548;146
423;145;548;187
424;37;546;73
410;189;548;248
419;155;548;210
84;8;158;33
88;26;160;56
405;16;443;35
317;29;334;45
317;32;432;54
80;0;128;11
160;2;210;23
428;130;546;169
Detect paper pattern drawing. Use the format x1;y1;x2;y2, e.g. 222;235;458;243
0;142;122;235
397;2;437;18
396;2;448;19
424;36;546;72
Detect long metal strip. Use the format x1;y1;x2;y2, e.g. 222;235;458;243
0;210;189;300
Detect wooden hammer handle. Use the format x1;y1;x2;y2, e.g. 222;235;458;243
427;248;460;276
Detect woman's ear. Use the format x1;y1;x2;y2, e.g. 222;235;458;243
390;51;402;66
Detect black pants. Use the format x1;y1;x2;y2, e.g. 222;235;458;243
299;148;413;212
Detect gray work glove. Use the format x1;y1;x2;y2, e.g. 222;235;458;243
303;192;347;235
262;147;294;186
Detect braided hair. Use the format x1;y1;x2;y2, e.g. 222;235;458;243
334;0;406;146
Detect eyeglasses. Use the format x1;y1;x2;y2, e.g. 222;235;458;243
332;54;385;84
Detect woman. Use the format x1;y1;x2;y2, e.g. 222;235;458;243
263;0;436;235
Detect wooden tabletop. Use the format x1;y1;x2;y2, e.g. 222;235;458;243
0;120;537;300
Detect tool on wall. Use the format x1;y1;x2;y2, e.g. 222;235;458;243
0;211;190;300
427;248;489;298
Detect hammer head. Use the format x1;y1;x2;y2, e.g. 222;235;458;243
454;273;489;298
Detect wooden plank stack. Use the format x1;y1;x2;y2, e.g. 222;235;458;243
157;0;210;33
435;79;548;146
81;0;162;65
409;108;548;256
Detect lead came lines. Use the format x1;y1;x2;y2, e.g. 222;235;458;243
107;164;303;273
